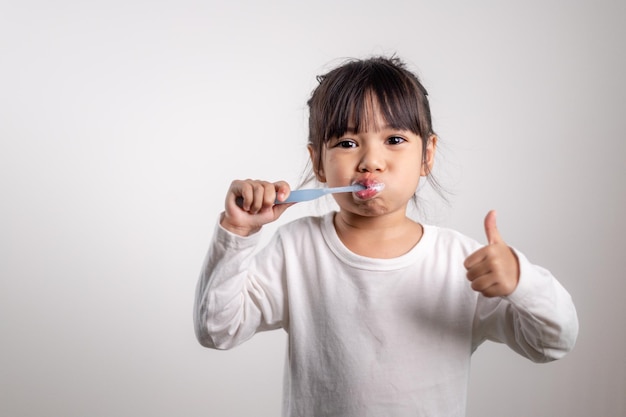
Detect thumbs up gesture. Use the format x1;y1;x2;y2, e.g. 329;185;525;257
464;210;520;297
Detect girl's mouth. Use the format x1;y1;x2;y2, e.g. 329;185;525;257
354;181;385;200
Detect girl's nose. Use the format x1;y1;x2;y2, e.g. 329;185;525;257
358;147;386;173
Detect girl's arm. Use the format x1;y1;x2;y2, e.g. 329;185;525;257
471;251;579;362
193;217;289;349
193;179;293;349
467;212;578;361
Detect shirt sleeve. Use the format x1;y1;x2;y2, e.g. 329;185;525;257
193;215;288;350
471;249;579;362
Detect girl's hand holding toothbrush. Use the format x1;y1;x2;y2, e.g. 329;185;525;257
222;179;293;237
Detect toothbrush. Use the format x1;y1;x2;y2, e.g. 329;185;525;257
235;184;367;208
277;184;367;204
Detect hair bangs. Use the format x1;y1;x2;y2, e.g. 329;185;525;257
320;62;431;143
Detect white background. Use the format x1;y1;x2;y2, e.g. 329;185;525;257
1;1;624;416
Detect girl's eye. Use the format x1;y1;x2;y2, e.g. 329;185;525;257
335;140;357;148
387;136;406;145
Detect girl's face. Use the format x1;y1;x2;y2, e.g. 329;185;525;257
309;100;436;219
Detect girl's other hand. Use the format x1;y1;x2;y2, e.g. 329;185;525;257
221;179;293;236
464;210;521;297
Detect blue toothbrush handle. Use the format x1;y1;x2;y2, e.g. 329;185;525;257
278;189;326;203
234;189;320;208
234;185;364;208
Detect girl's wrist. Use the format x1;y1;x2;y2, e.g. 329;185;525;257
220;214;261;237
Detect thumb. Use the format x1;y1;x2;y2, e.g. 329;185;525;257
272;200;294;218
484;210;503;245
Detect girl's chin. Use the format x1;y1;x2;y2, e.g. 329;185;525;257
340;200;391;217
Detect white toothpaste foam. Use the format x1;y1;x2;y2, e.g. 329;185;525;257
368;183;385;192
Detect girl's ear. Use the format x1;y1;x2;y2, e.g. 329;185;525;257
420;135;437;176
307;144;326;183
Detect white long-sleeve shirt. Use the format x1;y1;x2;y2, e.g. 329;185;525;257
194;212;578;417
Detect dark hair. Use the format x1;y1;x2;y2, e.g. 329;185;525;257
304;56;440;197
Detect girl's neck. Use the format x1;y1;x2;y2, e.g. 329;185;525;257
333;210;424;259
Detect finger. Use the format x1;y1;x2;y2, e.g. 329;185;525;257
464;245;490;270
261;182;278;208
466;259;492;281
272;200;295;218
274;181;291;203
232;180;254;211
470;273;499;295
484;209;503;245
250;182;269;213
470;274;492;292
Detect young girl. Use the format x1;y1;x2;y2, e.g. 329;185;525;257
194;56;578;417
